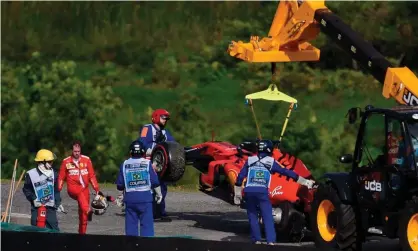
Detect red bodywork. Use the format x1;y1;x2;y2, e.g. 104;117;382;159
186;140;316;213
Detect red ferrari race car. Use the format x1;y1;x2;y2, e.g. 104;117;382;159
187;139;316;242
150;138;317;242
150;84;317;242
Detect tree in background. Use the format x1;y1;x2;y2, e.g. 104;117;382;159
1;53;123;181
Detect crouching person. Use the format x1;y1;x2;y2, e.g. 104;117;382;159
22;149;65;231
116;140;163;237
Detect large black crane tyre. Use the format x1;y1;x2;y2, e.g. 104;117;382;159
399;197;418;251
151;141;186;182
310;183;361;251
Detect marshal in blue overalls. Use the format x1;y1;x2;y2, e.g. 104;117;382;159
234;140;315;245
116;140;163;236
138;109;175;221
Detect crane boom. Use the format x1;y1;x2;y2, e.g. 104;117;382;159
227;0;418;106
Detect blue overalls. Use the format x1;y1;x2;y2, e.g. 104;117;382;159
236;154;300;243
139;123;175;217
116;157;160;236
139;123;175;151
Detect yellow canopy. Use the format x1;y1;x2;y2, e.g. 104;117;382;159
245;84;297;104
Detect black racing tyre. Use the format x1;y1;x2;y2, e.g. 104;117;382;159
276;202;307;243
399;197;418;251
259;202;306;243
151;141;186;182
273;202;293;242
310;183;361;251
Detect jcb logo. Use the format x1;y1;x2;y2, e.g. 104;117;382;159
403;89;418;106
365;180;382;192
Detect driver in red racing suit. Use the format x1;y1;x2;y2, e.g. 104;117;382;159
58;141;101;234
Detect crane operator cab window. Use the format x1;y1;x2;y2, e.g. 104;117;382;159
387;117;418;171
406;120;418;171
387;119;406;168
386;117;418;193
358;113;386;169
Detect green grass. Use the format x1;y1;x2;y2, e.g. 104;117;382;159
192;76;244;113
113;86;179;111
301;90;396;127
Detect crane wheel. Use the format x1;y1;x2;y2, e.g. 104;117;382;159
399;197;418;251
310;183;360;251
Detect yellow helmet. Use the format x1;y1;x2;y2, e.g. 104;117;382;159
34;149;55;162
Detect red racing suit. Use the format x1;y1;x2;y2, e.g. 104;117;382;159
58;155;100;234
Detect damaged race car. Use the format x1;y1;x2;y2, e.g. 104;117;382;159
150;84;317;242
186;138;315;242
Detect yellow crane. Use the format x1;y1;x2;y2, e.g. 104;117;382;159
227;0;418;106
227;2;418;251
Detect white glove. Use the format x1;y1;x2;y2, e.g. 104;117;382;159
296;176;315;189
33;200;42;207
57;204;65;213
234;185;242;205
146;148;153;157
154;186;163;204
116;193;124;207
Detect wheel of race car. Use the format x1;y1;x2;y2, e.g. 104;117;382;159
275;202;306;243
310;183;360;251
399;197;418;251
256;202;307;243
151;141;186;182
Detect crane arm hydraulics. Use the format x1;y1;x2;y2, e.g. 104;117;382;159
227;0;418;106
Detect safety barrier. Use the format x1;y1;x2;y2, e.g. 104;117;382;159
1;222;59;233
1;229;329;251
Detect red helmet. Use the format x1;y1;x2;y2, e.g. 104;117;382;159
152;109;170;124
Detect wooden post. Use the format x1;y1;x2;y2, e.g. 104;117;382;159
13;170;26;196
2;159;18;222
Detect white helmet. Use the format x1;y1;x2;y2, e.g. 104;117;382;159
91;194;108;215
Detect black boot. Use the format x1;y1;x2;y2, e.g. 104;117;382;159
87;210;93;222
160;215;172;222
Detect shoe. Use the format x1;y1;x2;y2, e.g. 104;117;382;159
153;216;172;222
267;242;274;246
160;216;172;222
255;241;261;244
